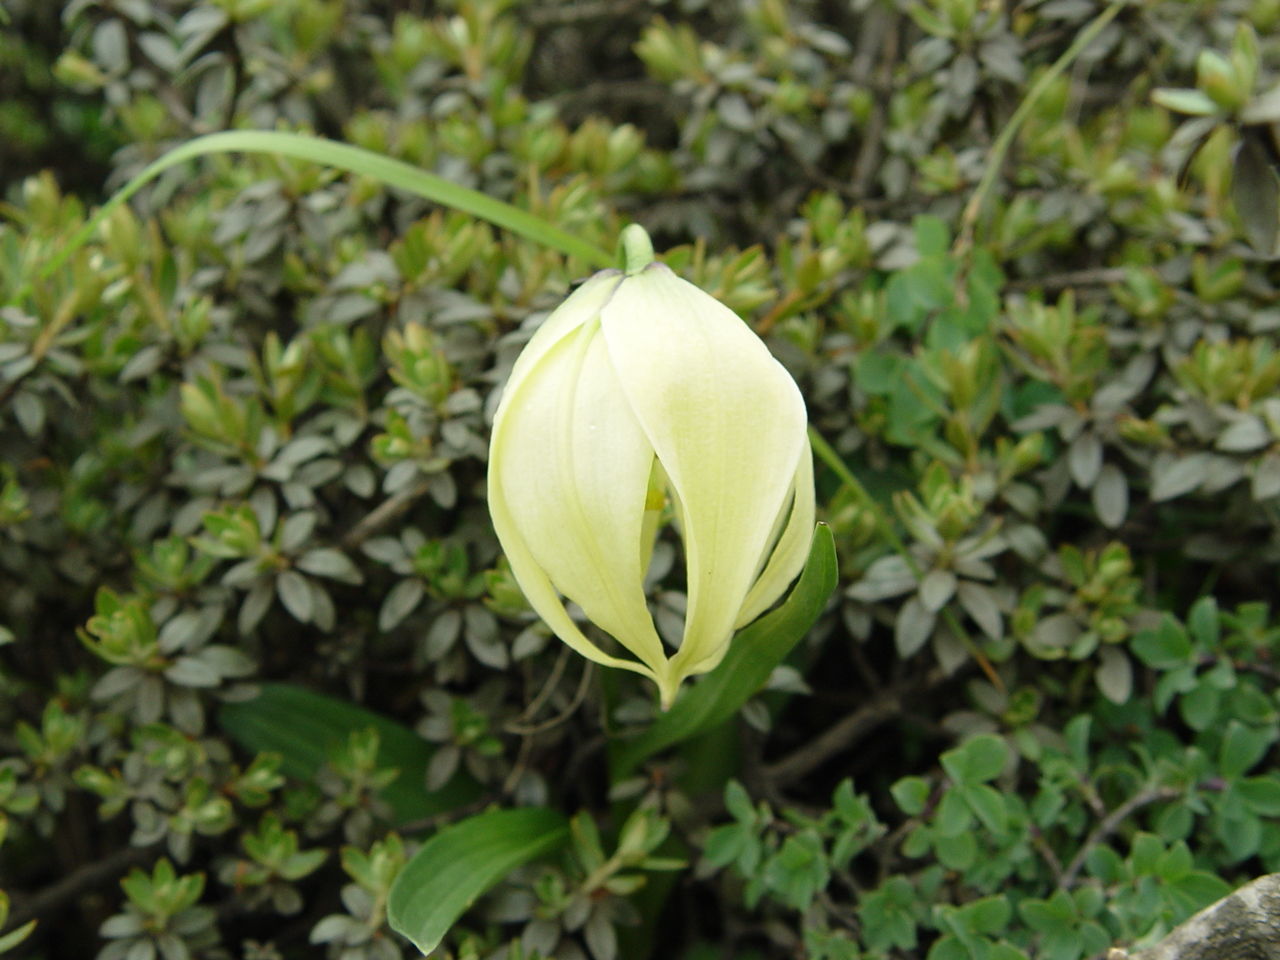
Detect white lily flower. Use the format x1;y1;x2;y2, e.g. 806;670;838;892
488;226;814;709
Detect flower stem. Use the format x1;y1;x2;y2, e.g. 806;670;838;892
808;427;1002;689
953;0;1127;258
620;224;655;275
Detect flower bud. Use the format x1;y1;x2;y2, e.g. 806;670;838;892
488;227;814;708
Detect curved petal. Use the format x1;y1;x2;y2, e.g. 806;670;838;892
599;263;808;685
734;442;816;629
490;314;670;680
488;488;657;681
497;270;623;418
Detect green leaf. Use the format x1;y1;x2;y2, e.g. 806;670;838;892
933;831;976;870
219;683;481;825
1085;844;1124;883
608;524;837;780
1131;616;1192;670
961;783;1008;835
1219;720;1273;779
1151;87;1222;116
959;894;1012;934
1178;682;1221;731
891;776;931;815
1187;596;1220;647
1232;128;1280;256
388;807;569;955
0;918;37;953
1129;832;1164;875
926;935;968;960
914;215;951;256
23;130;615;304
1238;775;1280;815
935;789;972;837
859;877;919;952
1166;871;1231;913
940;733;1008;785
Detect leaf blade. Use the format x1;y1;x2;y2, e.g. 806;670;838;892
219;683;481;826
388;807;570;955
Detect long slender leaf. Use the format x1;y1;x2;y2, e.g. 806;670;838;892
388;806;569;955
219;682;481;826
609;523;837;780
18;129;614;303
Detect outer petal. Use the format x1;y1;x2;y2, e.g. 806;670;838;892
734;442;816;630
497;270;623;420
599;263;808;686
490;313;670;683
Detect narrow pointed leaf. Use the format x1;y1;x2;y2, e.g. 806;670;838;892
609;524;836;779
24;130;614;304
388;807;570;955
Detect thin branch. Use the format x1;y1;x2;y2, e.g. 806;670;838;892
5;845;153;933
339;476;432;551
1059;785;1182;889
809;428;1002;690
504;658;593;736
1007;267;1129;292
522;0;646;26
762;667;948;784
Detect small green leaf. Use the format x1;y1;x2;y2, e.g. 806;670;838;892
0;918;36;953
1151;87;1222;116
1219;720;1273;779
608;524;837;779
1187;596;1220;646
935;790;972;837
1179;682;1221;731
961;783;1008;834
914;215;951;256
1132;616;1192;669
958;894;1012;934
891;776;931;815
388;807;569;955
1232;129;1280;256
933;831;977;870
940;733;1008;784
1238;776;1280;815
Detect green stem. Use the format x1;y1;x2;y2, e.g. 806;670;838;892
808;427;916;569
11;130;615;306
953;0;1128;257
619;223;655;275
808;426;999;684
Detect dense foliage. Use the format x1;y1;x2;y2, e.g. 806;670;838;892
3;0;1280;958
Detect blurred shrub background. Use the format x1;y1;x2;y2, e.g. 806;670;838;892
3;0;1280;957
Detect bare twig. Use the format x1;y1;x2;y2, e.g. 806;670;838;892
523;0;645;26
1007;267;1129;292
762;667;948;784
504;656;593;736
1059;785;1182;889
5;845;153;934
339;476;432;551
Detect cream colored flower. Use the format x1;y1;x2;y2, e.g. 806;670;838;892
488;227;814;708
